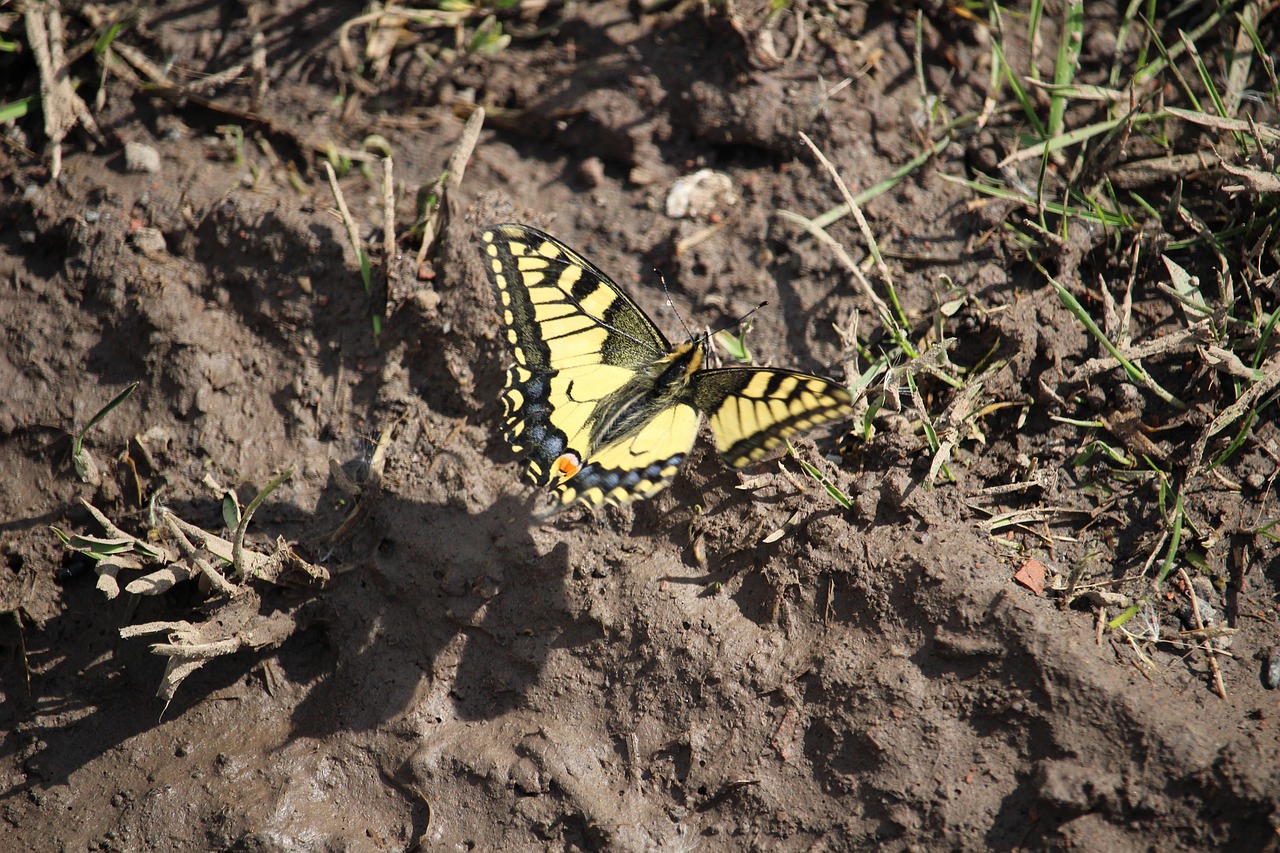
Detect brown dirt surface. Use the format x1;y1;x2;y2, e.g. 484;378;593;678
3;2;1279;851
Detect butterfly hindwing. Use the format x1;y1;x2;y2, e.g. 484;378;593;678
551;401;701;508
692;368;854;468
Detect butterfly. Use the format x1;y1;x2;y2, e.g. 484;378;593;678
479;223;854;510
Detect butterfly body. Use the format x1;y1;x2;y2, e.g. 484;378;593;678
480;223;853;509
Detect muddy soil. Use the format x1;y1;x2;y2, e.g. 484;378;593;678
2;2;1278;851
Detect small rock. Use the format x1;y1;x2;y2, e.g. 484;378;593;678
1074;589;1130;609
850;473;880;523
1180;595;1219;628
665;169;737;219
129;226;167;258
202;352;239;390
1035;758;1119;812
509;757;544;795
629;165;661;186
413;288;441;314
578;156;606;188
1263;646;1280;690
124;141;162;174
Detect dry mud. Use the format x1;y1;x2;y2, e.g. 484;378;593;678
1;2;1278;851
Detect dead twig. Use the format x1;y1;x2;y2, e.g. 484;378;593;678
1177;568;1227;699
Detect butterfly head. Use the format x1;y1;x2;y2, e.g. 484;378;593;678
667;336;708;380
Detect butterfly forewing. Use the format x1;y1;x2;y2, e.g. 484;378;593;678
481;224;686;503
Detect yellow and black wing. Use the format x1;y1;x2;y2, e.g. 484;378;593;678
479;224;702;508
691;368;854;468
479;223;855;511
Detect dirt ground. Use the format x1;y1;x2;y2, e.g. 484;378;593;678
2;1;1279;850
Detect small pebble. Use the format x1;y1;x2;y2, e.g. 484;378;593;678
665;169;737;219
1263;646;1280;690
578;156;606;188
130;226;167;258
124;141;162;174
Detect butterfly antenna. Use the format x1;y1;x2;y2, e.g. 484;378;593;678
706;300;769;339
656;269;695;342
655;271;768;343
732;301;768;330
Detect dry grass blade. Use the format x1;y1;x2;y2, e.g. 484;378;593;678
324;161;382;341
926;361;1004;487
983;505;1094;533
1223;3;1260;117
119;594;300;709
382;154;396;276
164;513;239;596
324;160;367;278
1109;152;1216;188
1185;353;1280;481
123;562;196;596
798;131;894;293
1177;568;1227;699
447;107;485;194
93;554;140;600
59;489;332;709
1163;106;1280;140
417;106;486;269
776;209;895;334
1219;160;1280;193
1067;319;1215;384
329;416;401;545
24;2;103;179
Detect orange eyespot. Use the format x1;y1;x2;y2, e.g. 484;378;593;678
555;452;582;478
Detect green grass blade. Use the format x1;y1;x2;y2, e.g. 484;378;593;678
1044;273;1138;380
75;381;139;456
811;133;953;230
1152;492;1185;587
1047;1;1084;139
1209;410;1256;471
787;441;853;510
0;96;33;122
